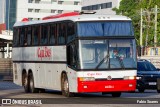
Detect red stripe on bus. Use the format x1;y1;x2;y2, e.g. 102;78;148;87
77;79;136;93
42;12;80;20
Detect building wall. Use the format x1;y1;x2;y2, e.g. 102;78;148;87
0;0;6;24
0;23;6;34
17;0;82;21
82;0;121;14
5;0;17;30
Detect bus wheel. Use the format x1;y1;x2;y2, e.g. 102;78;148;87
102;92;110;95
23;73;29;93
61;73;74;97
112;92;121;97
28;73;39;93
39;89;45;93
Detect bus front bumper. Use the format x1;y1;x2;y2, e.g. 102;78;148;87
77;80;136;93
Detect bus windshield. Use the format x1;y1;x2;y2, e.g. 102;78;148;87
79;39;137;70
77;21;134;37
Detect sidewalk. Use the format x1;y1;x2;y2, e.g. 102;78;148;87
0;73;13;81
0;81;22;90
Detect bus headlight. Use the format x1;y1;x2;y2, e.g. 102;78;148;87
123;76;136;80
78;77;95;81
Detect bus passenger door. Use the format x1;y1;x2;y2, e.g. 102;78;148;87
66;43;78;92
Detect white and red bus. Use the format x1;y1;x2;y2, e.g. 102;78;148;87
13;12;137;97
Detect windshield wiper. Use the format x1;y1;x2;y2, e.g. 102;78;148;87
115;56;125;69
95;54;109;69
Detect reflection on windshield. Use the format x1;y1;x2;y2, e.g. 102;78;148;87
79;40;109;69
79;39;137;70
109;40;136;69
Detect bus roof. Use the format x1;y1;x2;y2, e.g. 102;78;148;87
14;14;131;27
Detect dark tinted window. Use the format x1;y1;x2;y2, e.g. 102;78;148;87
77;21;134;37
67;22;75;43
92;5;98;10
101;3;106;9
67;42;78;68
19;27;25;46
137;61;157;71
49;24;57;45
32;25;40;45
24;27;28;45
82;6;88;10
58;23;66;44
13;28;19;46
41;24;49;45
27;26;32;45
88;6;92;10
107;2;112;8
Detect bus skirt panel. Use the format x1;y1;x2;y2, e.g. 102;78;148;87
77;80;136;93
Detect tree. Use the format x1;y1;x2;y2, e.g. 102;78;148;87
113;0;160;47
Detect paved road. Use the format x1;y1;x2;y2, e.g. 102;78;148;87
0;81;160;107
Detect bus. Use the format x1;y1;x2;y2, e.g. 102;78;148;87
12;12;137;97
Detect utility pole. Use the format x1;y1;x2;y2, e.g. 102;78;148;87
140;8;143;56
154;5;158;55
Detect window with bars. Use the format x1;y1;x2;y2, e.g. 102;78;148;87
35;9;40;13
58;10;63;13
58;1;63;4
51;9;56;13
74;1;79;5
28;9;33;12
35;0;41;3
28;0;34;3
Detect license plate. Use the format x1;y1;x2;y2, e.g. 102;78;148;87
149;82;157;85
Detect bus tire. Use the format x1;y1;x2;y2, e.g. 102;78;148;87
22;73;29;93
28;73;39;93
61;73;74;97
112;92;121;97
39;89;45;93
102;92;110;95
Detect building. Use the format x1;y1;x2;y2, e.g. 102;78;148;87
6;0;17;30
82;0;121;14
1;0;82;30
0;0;17;30
0;0;82;58
0;0;15;58
17;0;82;21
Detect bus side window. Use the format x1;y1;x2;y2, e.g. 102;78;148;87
24;27;28;46
41;24;49;45
49;24;57;45
13;28;19;47
27;26;32;45
67;22;75;43
58;23;66;45
33;26;40;45
19;27;25;46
